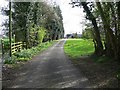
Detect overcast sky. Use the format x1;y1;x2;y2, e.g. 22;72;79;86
0;0;8;35
56;0;85;35
0;0;85;36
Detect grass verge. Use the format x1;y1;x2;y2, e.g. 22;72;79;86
64;39;112;63
64;39;94;59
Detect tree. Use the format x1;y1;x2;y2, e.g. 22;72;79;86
71;1;103;55
2;1;64;48
9;1;12;57
70;0;120;60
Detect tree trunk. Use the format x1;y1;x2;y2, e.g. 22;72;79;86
109;2;118;37
9;2;12;57
81;2;103;55
96;2;117;59
117;1;120;60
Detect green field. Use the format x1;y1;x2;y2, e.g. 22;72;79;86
64;39;95;58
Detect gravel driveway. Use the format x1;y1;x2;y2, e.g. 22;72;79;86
3;40;90;88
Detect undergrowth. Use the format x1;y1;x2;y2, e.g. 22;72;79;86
4;41;56;64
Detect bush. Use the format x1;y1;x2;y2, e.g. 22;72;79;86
2;38;14;52
4;55;17;64
2;38;14;47
14;49;32;59
38;27;46;44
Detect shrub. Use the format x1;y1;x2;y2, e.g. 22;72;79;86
4;55;17;64
2;38;14;47
38;27;46;44
1;38;14;53
14;49;32;59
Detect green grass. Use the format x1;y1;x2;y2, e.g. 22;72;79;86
64;39;95;58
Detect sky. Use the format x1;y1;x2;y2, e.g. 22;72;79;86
0;0;85;36
56;0;85;35
0;0;8;35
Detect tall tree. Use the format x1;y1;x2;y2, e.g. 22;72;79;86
71;1;103;55
96;2;118;59
9;1;12;57
2;1;64;48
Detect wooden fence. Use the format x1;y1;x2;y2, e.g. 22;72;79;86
1;40;26;61
11;42;26;54
1;40;26;55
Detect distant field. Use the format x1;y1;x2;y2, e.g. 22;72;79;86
64;39;95;58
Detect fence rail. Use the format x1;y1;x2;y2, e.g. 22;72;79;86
11;42;26;54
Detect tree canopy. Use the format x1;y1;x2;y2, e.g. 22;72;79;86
2;1;64;48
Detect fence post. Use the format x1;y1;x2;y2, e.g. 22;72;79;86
14;34;15;54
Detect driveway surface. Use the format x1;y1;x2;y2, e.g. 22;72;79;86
3;40;90;88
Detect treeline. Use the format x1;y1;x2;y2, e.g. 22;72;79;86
71;1;120;60
2;1;64;48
